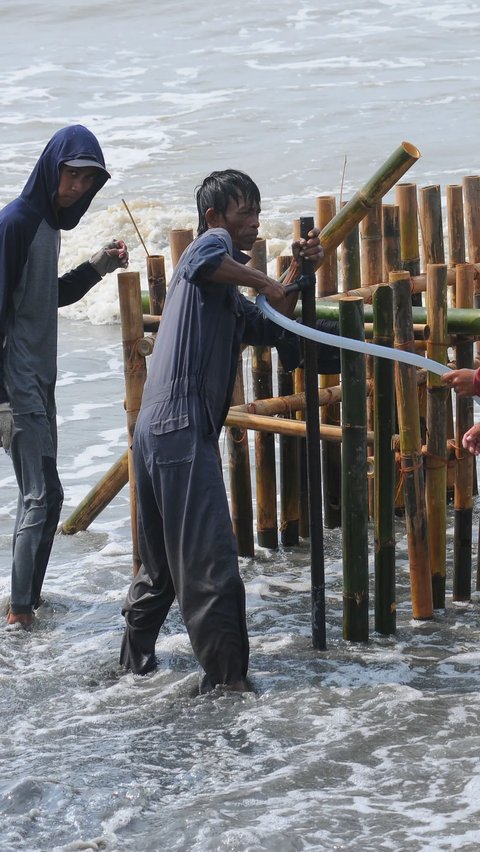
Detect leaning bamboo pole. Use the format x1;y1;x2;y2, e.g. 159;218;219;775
249;237;278;548
340;296;369;642
60;453;129;534
453;263;475;600
425;264;448;609
117;270;149;576
373;284;396;635
391;272;433;619
316;195;341;529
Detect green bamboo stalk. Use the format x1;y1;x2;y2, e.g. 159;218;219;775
453;263;475;600
391;272;433;619
340;200;361;292
425;264;448;609
373;284;396;634
340;296;369;642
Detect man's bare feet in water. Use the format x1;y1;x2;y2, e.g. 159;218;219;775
6;611;34;631
199;675;255;695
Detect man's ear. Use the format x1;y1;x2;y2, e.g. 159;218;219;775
205;207;222;229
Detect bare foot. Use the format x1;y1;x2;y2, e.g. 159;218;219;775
7;611;34;629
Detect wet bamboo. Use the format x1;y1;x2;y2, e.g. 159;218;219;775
118;270;148;576
310;300;480;334
463;176;480;366
425;264;448;609
60;453;129;534
340;200;361;291
360;202;383;519
317;267;458;304
249;237;278;548
316;195;341;529
446;185;466;308
340;296;369;642
453;264;475;600
395;182;422;306
227;354;254;557
169;227;193;268
299;216;326;650
373;284;396;634
419;186;445;270
146;254;166;316
277;255;299;546
391;272;433;619
382;204;401;281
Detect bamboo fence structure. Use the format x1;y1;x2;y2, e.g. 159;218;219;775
61;150;480;649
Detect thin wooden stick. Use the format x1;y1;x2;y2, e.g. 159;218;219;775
122;198;150;256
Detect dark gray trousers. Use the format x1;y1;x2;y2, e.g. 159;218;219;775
9;412;63;614
120;396;249;685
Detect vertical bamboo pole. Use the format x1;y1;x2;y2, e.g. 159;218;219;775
425;264;448;609
382;204;401;280
395;182;422;306
277;254;299;546
463;176;480;365
340;296;369;642
293;218;309;539
146;255;166;316
373;284;396;634
340;200;361;292
419;186;445;272
316;195;341;529
227;356;255;557
169;227;194;268
446;185;466;308
300;215;326;650
453;264;475;600
118;271;148;576
391;272;433;619
249;238;278;548
360;202;383;519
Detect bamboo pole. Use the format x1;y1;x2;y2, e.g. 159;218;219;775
316;195;341;529
169;227;193;268
391;272;433;619
249;237;278;549
340;296;369;642
146;255;166;316
373;284;396;634
60;453;129;534
395;182;422;306
340;200;361;291
293;218;310;539
446;185;466;309
277;255;299;546
419;185;445;270
310;299;480;334
425;264;448;609
463;176;480;368
118;270;148;576
382;204;401;281
227;355;255;557
453;264;475;600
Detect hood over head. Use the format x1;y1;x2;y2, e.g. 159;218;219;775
20;125;110;230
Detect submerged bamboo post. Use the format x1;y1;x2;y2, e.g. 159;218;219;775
391;272;433;619
146;254;166;316
169;227;193;268
277;254;299;546
425;264;448;609
118;270;148;575
316;195;341;529
453;264;475;600
340;296;369;642
249;237;278;549
60;453;129;534
227;355;255;557
373;284;396;634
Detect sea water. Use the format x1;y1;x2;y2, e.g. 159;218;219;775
2;1;480;850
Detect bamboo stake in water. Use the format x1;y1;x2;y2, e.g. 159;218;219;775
391;272;433;619
340;296;369;642
227;355;255;557
425;263;448;609
453;263;475;600
373;284;396;634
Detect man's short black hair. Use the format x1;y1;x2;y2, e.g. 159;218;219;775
195;169;261;235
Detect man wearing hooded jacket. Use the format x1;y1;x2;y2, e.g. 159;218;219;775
0;124;129;629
